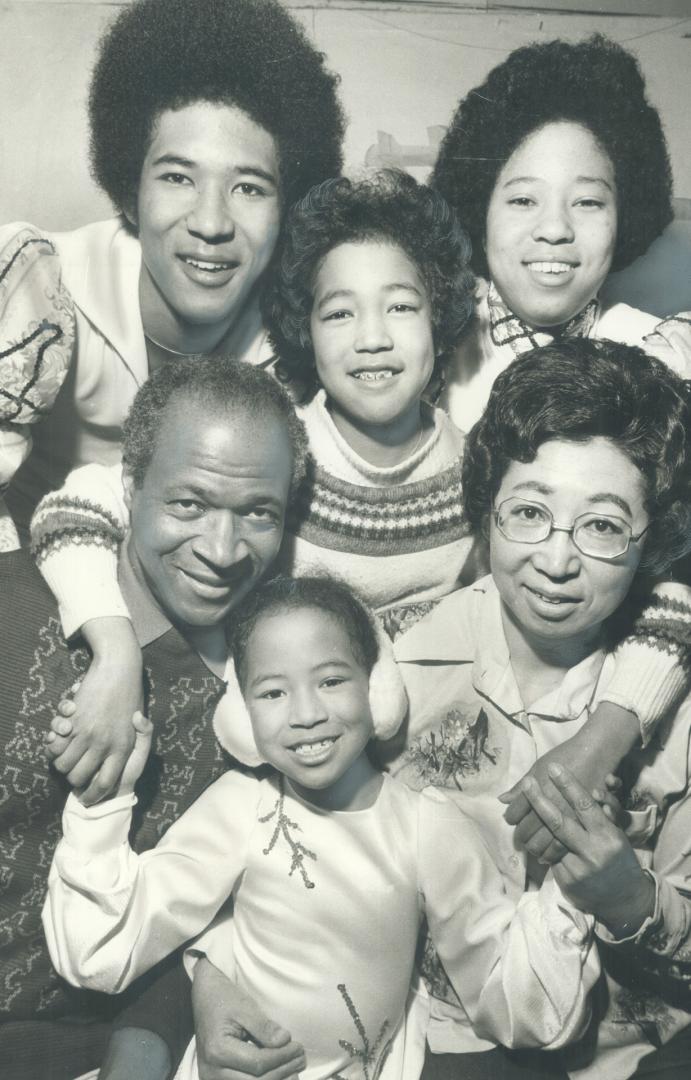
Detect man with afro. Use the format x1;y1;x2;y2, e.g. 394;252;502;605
0;0;345;546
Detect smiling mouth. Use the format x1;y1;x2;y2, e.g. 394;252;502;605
291;736;339;759
350;369;399;382
525;261;578;275
178;567;237;595
526;585;580;606
180;256;239;273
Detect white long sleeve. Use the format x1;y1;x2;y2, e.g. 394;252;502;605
418;788;599;1050
30;461;130;637
43;771;260;994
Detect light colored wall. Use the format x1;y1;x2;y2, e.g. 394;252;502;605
2;1;690;313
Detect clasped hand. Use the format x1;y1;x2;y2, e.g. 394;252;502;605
516;763;656;939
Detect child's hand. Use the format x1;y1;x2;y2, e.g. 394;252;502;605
115;711;154;798
521;763;655;938
44;619;143;805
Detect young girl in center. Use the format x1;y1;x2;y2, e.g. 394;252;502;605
268;170;482;628
43;575;599;1080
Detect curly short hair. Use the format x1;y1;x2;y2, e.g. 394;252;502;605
122;355;308;498
432;34;673;278
231;574;380;687
267;169;475;398
461;339;691;574
89;0;345;215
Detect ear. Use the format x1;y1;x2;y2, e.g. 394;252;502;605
481;510;492;542
297;324;313;351
122;470;135;511
122;197;138;232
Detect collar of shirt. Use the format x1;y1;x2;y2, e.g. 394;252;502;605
394;574;610;725
487;280;600;357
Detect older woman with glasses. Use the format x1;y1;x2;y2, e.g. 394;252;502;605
388;337;691;1080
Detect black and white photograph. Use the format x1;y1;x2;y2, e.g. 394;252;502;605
1;1;691;1078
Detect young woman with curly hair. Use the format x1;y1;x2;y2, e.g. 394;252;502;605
0;0;344;547
431;33;689;433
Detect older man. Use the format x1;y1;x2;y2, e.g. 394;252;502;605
0;358;306;1079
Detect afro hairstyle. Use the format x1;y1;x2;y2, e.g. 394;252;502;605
431;34;673;277
267;169;475;398
89;0;345;216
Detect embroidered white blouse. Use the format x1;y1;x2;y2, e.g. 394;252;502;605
390;577;691;1078
43;770;597;1079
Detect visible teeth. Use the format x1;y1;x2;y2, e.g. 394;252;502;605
184;258;234;272
352;370;395;381
293;738;335;757
533;590;567;604
527;262;573;274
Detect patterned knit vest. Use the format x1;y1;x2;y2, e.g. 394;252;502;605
0;549;230;1024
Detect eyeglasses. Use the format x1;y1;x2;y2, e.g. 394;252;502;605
493;497;649;560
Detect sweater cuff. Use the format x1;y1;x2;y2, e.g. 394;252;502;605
598;640;689;746
39;542;131;639
62;791;136;857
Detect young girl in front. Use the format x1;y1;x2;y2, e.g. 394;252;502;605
43;575;598;1080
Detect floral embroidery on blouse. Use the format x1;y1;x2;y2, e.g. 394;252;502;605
0;228;75;425
610;986;677;1049
378;599;442;643
335;982;392;1080
259;779;317;889
407;707;499;790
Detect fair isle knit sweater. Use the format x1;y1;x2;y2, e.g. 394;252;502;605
280;391;481;617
